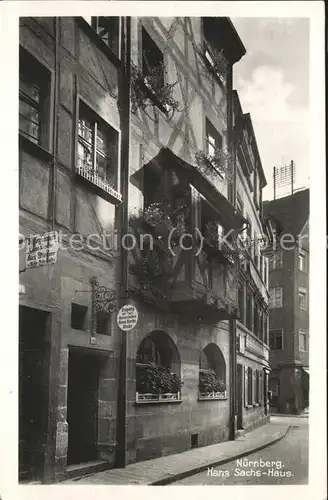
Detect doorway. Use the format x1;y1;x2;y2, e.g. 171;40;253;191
19;306;50;482
236;363;243;429
67;348;103;466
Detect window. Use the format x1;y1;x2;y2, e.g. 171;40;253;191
199;343;226;383
246;288;253;331
269;248;283;270
71;303;87;330
299;250;307;272
198;344;227;399
299;329;308;352
269;287;283;308
142;28;164;87
255;370;260;403
205;118;222;159
83;17;120;56
201;198;225;245
253;299;259;337
263;314;268;345
96;310;111;335
246;217;252;245
238;282;245;324
259;253;263;276
253;169;258;207
254;233;259;268
137;336;161;365
202;18;228;87
77;102;120;197
298;287;308;310
236;193;244;215
19;48;50;147
91;17;120;56
136;331;181;398
247;367;253;405
269;377;280;397
263;258;268;285
269;329;283;350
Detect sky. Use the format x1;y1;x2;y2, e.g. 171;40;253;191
231;18;310;201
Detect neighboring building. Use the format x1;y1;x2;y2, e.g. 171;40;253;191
232;92;271;433
19;16;273;484
126;16;246;466
19;17;124;483
263;189;309;414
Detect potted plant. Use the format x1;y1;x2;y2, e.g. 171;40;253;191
131;63;182;118
195;149;232;181
199;370;227;399
136;364;183;402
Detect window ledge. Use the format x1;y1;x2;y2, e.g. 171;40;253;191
19;133;53;164
253;403;260;407
136;392;182;405
198;391;227;401
245;404;253;409
138;77;169;115
76;166;122;204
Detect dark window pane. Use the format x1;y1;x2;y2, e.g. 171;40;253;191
19;77;40;103
95;151;109;179
96;126;108;155
71;303;87;330
77;140;93;170
78;118;93;144
97;17;120;55
142;28;164;84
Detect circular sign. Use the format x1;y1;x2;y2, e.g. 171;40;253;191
117;305;138;331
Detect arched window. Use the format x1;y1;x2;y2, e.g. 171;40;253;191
201;343;226;382
199;343;227;399
136;331;181;401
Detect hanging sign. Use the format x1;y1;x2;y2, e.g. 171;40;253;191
117;305;138;331
25;231;59;269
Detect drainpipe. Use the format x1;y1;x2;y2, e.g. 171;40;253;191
227;63;236;441
115;16;131;469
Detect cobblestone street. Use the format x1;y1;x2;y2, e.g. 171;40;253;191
172;416;308;485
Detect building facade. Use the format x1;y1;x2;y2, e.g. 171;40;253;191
18;16;271;484
19;16;125;483
232;92;271;433
263;189;309;414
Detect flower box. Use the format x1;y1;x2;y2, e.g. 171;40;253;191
198;391;227;400
76;165;122;202
136;391;181;403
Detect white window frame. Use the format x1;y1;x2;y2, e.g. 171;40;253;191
299;287;308;310
299;250;307;272
269;287;283;308
299;329;308;352
269;248;283;270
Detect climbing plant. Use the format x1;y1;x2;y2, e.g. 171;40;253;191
131;62;183;119
195;149;233;182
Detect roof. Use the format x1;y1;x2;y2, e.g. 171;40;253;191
202;17;246;65
263;189;309;237
233;91;267;187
